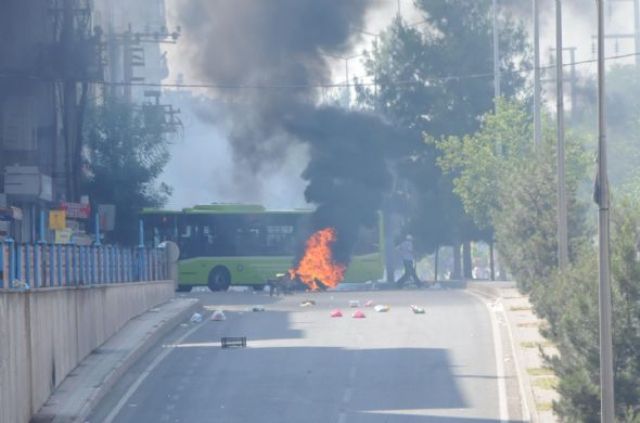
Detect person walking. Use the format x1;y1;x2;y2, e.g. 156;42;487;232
395;235;424;288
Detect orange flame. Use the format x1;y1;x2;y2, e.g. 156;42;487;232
289;227;346;290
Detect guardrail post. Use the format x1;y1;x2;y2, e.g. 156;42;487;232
127;249;133;282
81;246;86;285
64;245;70;286
33;243;39;288
24;245;30;287
0;242;5;289
108;246;112;283
5;238;15;288
48;244;54;287
90;246;96;285
15;243;22;287
56;244;62;287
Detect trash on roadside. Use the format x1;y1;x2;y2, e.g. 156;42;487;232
410;305;426;314
364;300;375;307
210;310;226;321
374;304;390;313
190;312;203;323
221;336;246;348
352;310;366;318
252;305;265;312
330;309;343;318
349;300;360;308
300;300;316;307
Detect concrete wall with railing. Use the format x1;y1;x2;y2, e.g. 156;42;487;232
0;242;175;423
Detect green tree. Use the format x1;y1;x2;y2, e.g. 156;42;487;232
544;197;640;421
83;98;171;245
356;1;529;258
437;100;591;293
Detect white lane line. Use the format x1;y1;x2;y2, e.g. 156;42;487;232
489;300;509;422
337;412;347;423
103;322;204;423
467;291;509;422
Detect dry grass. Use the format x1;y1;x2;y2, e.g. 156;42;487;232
510;306;533;311
517;321;540;328
532;377;558;390
527;367;554;376
536;402;553;412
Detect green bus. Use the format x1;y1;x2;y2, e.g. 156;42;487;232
141;204;384;292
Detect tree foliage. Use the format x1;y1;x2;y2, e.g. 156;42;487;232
83;98;171;245
543;198;640;421
356;1;529;253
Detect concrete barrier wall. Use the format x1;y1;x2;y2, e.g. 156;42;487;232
0;281;174;423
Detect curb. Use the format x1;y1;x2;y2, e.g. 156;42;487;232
74;298;201;423
466;282;542;423
32;297;201;423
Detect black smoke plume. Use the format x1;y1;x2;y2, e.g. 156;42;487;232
176;0;412;265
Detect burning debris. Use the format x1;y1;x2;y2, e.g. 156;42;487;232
289;228;346;290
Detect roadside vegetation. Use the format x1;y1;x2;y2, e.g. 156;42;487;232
358;1;640;419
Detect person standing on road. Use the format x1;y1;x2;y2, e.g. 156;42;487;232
395;235;424;288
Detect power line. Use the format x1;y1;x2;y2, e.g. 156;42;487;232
2;51;638;91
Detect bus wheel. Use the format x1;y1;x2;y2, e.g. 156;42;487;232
176;285;192;293
208;267;231;292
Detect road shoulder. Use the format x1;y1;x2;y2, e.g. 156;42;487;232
467;282;559;423
31;297;200;423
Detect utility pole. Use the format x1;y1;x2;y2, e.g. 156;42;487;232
555;0;569;269
596;1;615;420
592;0;640;66
493;0;501;101
61;0;80;201
533;0;542;146
636;0;640;64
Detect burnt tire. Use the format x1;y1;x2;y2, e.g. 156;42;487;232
208;266;231;292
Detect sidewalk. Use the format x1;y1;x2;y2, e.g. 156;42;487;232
467;282;559;423
31;297;200;423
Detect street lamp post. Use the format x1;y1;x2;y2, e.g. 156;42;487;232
492;0;501;101
533;0;542;146
555;0;569;269
595;0;615;420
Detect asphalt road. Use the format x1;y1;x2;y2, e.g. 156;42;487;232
89;288;522;423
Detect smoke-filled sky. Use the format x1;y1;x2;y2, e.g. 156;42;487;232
160;0;637;211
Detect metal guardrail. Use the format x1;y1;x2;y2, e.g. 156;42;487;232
0;239;168;290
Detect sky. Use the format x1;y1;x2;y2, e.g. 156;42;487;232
158;0;638;210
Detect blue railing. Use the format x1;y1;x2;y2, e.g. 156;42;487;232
0;240;168;290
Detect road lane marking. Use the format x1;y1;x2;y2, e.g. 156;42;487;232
337;412;347;423
496;301;532;421
488;301;509;422
103;322;204;423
